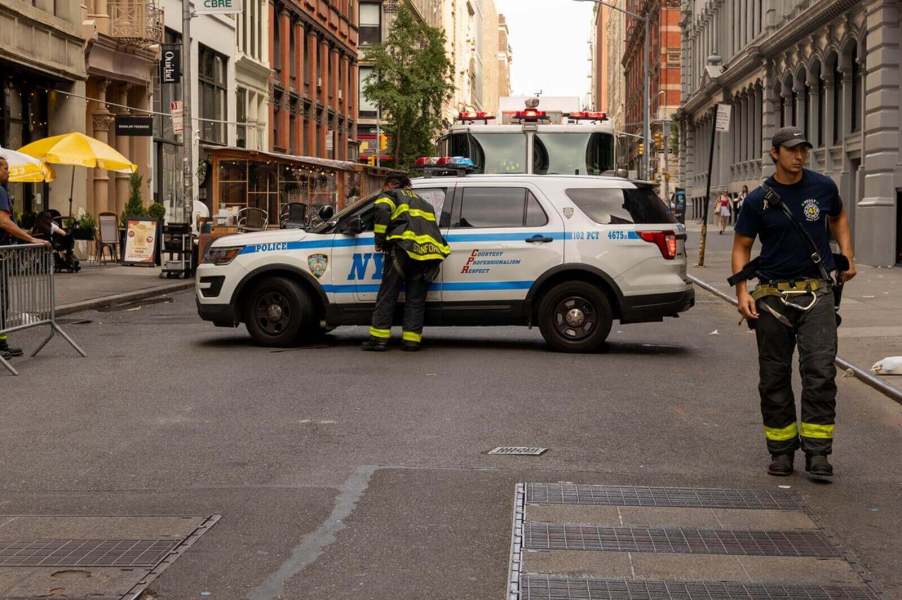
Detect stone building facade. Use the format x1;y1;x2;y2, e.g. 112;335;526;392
0;1;86;215
678;0;901;266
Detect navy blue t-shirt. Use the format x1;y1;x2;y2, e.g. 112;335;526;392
0;185;13;245
734;169;842;281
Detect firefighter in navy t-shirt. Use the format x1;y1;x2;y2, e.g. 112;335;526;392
0;157;51;360
732;127;856;482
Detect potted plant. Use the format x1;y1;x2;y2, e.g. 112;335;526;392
72;213;96;240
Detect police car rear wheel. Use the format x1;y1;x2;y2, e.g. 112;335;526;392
538;282;613;352
244;277;312;347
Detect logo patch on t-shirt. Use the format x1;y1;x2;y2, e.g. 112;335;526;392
803;198;820;222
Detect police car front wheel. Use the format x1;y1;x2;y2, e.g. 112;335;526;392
243;276;314;347
538;281;613;353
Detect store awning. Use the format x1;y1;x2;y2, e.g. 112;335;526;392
202;145;359;172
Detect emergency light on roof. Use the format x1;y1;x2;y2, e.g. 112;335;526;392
513;109;547;122
567;111;609;122
457;111;495;123
414;156;475;170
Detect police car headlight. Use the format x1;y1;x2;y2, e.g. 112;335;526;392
203;245;244;265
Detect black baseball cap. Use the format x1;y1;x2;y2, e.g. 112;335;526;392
771;127;812;149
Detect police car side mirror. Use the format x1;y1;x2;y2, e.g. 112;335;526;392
318;205;335;221
343;215;364;236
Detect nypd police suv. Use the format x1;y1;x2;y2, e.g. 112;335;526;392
196;171;694;352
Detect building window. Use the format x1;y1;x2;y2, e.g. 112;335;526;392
359;66;378;118
199;44;228;144
817;71;825;147
832;61;842;144
359;2;381;46
850;46;861;133
236;88;247;148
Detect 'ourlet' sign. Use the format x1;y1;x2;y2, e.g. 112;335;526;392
161;43;181;84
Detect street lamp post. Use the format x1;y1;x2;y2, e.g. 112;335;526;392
575;0;649;180
181;0;193;226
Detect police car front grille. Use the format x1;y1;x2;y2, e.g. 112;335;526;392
524;524;839;557
526;483;802;510
520;576;877;600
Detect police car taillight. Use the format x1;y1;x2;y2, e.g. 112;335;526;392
639;231;677;260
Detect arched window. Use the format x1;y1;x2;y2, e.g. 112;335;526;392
798;70;810;139
832;55;843;144
813;61;825;147
778;82;786;128
851;44;861;133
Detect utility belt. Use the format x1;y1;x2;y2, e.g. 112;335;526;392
751;278;827;313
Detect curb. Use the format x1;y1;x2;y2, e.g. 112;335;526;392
55;281;194;316
688;274;902;405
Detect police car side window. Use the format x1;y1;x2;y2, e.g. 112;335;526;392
565;188;675;224
454;187;542;228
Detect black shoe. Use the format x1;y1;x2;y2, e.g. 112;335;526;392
0;341;22;358
767;453;794;476
360;337;388;352
805;454;833;482
401;341;421;352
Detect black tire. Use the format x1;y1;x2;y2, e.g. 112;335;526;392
244;276;313;347
537;281;613;353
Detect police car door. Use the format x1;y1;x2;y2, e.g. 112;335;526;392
441;183;564;315
337;186;453;303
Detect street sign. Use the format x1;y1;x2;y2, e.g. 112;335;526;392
160;43;181;84
195;0;242;14
170;101;184;136
115;115;153;136
715;103;732;132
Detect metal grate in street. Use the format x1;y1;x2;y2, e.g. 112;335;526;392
490;447;548;456
0;539;178;567
524;524;839;557
521;576;878;600
526;483;802;510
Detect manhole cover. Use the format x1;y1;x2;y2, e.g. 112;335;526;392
526;483;802;510
521;576;877;600
489;447;547;456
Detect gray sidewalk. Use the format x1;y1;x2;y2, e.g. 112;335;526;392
686;226;902;389
53;263;192;314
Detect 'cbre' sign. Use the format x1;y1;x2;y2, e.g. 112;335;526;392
195;0;242;14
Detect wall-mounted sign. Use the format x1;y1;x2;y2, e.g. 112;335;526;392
170;100;184;136
195;0;242;14
161;43;181;83
715;103;732;132
115;115;154;136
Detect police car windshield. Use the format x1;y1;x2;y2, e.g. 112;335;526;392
464;133;527;174
534;133;614;175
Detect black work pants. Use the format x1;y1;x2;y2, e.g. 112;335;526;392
369;249;436;344
755;286;837;456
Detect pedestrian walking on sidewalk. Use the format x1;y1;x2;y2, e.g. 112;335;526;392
736;185;749;216
0;157;51;360
717;192;732;234
361;174;451;352
731;127;856;482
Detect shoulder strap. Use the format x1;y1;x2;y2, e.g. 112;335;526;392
760;182;831;282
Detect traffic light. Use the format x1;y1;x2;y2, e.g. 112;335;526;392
654;131;664;151
379;132;388;151
637;142;645;156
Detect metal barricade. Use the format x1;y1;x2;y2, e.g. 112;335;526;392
0;243;86;376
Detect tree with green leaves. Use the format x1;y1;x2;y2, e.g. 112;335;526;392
362;5;455;169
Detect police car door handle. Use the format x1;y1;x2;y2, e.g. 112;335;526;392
526;234;554;243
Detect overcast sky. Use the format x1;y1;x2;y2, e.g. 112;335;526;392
494;0;594;100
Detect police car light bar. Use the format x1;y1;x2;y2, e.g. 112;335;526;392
457;111;495;123
513;109;547;122
567;111;609;122
414;156;475;172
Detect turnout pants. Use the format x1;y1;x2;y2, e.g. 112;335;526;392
755;286;837;456
369;250;437;345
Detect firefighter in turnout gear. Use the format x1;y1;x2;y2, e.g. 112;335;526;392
731;127;856;482
361;174;451;352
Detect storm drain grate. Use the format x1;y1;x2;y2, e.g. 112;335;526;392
490;447;548;456
0;539;178;567
524;524;839;557
526;483;802;510
521;576;877;600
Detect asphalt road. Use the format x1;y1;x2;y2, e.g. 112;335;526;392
1;279;900;599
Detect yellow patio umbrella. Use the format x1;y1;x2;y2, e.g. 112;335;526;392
0;145;55;183
18;132;138;217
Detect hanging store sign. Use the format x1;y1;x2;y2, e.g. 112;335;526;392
115;116;154;136
195;0;243;14
161;43;181;84
170;101;184;136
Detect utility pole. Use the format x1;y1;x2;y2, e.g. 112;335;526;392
181;0;193;225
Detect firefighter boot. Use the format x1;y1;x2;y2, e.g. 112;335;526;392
401;340;420;352
767;453;794;477
0;337;23;358
360;337;389;352
805;454;833;482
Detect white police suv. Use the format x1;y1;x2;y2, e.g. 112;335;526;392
196;173;694;352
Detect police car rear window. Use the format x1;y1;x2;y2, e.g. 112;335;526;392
565;187;675;224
